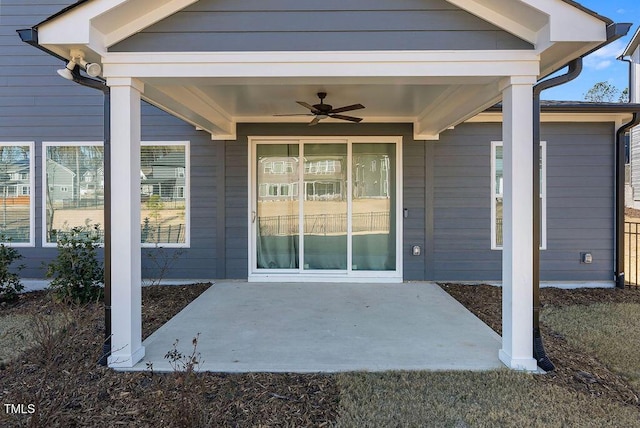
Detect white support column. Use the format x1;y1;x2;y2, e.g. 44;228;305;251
499;76;538;371
107;77;145;368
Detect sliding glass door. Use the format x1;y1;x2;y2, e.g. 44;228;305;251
251;137;401;280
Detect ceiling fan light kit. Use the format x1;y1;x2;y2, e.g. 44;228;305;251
276;92;365;125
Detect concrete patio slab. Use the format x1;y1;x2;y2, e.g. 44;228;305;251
130;281;503;372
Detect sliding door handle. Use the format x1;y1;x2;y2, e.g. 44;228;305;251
251;211;256;223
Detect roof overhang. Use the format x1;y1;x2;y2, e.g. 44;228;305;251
29;0;617;140
471;102;640;127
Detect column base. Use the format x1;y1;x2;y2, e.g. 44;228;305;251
108;345;146;368
499;349;538;371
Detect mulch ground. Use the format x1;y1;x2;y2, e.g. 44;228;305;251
1;283;639;426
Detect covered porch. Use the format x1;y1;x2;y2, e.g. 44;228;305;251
129;281;503;372
29;0;616;372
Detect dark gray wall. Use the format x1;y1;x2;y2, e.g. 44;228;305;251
432;122;614;282
111;0;533;52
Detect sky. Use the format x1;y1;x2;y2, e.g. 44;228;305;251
542;0;640;101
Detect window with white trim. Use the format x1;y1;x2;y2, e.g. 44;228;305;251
0;143;34;246
43;142;104;245
141;142;189;247
491;141;546;250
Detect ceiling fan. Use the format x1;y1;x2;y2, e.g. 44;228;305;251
275;92;365;125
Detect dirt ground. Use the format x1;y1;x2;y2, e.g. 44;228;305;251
0;283;639;426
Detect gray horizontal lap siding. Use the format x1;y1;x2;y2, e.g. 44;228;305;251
432;122;614;282
0;2;219;280
110;0;532;52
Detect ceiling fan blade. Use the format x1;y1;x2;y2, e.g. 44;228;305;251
308;116;321;126
296;101;319;112
329;104;365;114
273;113;314;116
330;114;363;123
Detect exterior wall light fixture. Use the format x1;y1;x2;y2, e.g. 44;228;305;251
57;49;102;80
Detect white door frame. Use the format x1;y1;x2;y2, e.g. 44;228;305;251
248;136;403;283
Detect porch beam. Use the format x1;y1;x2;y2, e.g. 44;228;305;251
107;77;145;368
499;76;538;371
102;51;541;79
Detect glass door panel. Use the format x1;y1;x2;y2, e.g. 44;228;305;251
303;143;348;270
256;144;299;269
352;143;396;270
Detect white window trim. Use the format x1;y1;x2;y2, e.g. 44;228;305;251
42;142;104;248
0;142;35;247
141;141;190;248
491;140;546;250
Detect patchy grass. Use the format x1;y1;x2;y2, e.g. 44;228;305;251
335;370;640;428
542;302;640;391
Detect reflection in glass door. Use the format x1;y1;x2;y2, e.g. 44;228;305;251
352;143;396;270
302;143;348;270
255;144;299;269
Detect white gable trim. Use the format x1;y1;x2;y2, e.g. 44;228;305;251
446;0;606;46
37;0;198;57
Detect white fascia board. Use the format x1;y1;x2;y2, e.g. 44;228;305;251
623;28;640;57
102;51;541;79
446;0;540;44
467;112;633;123
96;0;199;47
446;0;607;46
537;0;607;42
37;0;125;49
38;0;198;55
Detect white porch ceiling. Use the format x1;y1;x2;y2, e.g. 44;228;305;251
143;76;496;121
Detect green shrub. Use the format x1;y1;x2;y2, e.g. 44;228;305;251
46;224;104;304
0;238;24;302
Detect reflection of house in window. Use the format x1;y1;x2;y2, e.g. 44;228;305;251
353;155;390;199
140;151;186;201
80;167;104;197
1;159;31;198
304;160;336;174
257;156;298;201
258;182;298;199
305;181;342;200
264;160;294;174
46;159;75;203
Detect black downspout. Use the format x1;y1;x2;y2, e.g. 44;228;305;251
530;22;632;371
65;72;112;367
532;59;583;372
17;28;112;366
615;54;640;289
616;113;640;288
